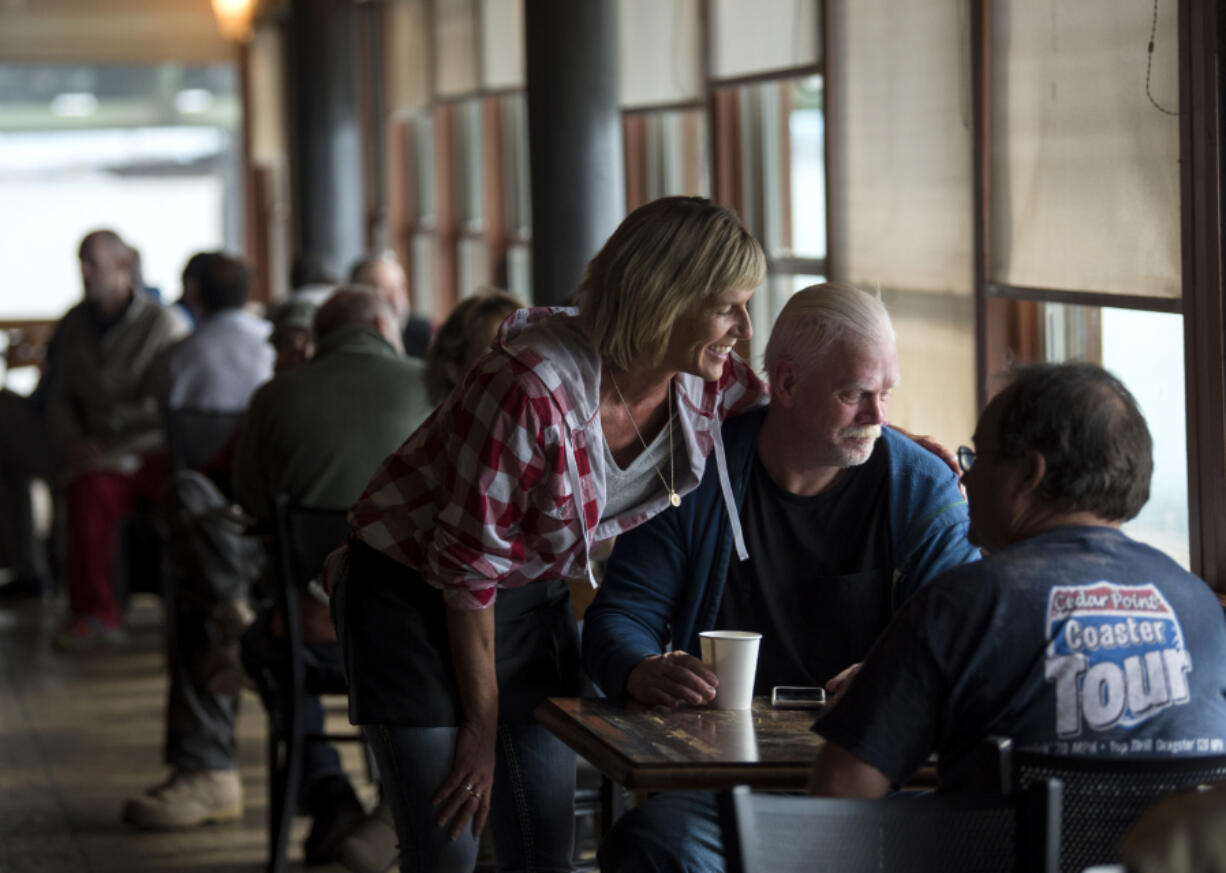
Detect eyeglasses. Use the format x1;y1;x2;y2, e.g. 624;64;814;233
956;446;975;473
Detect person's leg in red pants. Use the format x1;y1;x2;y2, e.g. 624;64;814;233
59;453;167;646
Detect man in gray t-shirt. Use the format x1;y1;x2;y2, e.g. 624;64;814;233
810;361;1226;799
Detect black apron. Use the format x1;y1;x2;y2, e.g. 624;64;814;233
333;538;582;726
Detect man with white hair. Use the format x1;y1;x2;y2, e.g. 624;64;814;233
587;282;980;873
349;252;432;358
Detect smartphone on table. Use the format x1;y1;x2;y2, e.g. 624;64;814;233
770;685;827;709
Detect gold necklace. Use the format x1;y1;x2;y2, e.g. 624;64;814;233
607;372;680;508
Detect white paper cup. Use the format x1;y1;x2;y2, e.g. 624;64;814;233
699;630;762;710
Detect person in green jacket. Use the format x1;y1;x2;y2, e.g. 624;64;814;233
233;286;431;517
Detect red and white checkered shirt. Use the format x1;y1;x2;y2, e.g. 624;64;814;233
346;308;766;610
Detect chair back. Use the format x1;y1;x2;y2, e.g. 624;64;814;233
271;493;350;596
995;738;1226;873
719;782;1061;873
261;494;356;873
166;407;244;472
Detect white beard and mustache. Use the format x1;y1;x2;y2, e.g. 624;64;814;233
833;424;883;465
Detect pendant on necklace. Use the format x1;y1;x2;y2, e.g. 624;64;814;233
670;492;682;507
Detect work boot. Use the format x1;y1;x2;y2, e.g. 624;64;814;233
121;769;243;829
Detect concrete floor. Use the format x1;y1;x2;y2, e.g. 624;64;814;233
0;593;368;873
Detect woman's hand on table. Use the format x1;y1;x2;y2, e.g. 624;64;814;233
627;651;719;708
433;718;497;840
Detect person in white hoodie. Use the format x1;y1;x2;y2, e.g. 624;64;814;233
331;196;768;873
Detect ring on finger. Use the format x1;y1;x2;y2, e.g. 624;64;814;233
464;783;483;800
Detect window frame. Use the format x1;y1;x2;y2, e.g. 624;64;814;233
621;0;828;363
381;0;524;316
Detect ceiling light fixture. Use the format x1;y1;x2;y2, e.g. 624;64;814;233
211;0;255;42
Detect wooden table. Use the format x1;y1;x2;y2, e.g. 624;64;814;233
535;696;825;792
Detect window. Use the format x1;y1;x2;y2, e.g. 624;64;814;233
1035;305;1189;567
619;0;825;364
981;0;1191;567
384;0;528;312
0;62;241;319
500;92;532;300
624;108;709;211
723;75;827;350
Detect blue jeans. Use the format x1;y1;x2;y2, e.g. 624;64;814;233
368;721;577;873
598;791;724;873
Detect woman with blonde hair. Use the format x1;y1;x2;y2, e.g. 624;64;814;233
330;196;767;872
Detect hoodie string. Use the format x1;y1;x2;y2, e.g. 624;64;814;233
711;426;749;561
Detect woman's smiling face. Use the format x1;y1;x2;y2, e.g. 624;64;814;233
661;287;755;380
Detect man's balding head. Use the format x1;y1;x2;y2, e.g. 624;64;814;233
78;229;134;317
349;252;410;327
314;286;404;353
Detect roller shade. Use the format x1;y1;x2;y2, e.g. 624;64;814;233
619;0;702;108
434;0;479;97
481;0;524;90
710;0;819;81
989;0;1181;299
828;0;976;451
385;0;431;112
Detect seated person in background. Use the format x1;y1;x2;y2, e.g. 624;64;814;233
234;286;431;517
260;251;335;355
49;229;188;649
591;282;979;873
157;252;273;420
122;252;274;832
810;361;1226;799
268;296;318;376
422;287;524;405
231;287;433;867
349;252;432;359
169;250;215;327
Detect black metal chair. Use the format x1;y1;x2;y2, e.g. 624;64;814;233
990;736;1226;873
719;782;1062;873
248;494;363;873
165;407;245;473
